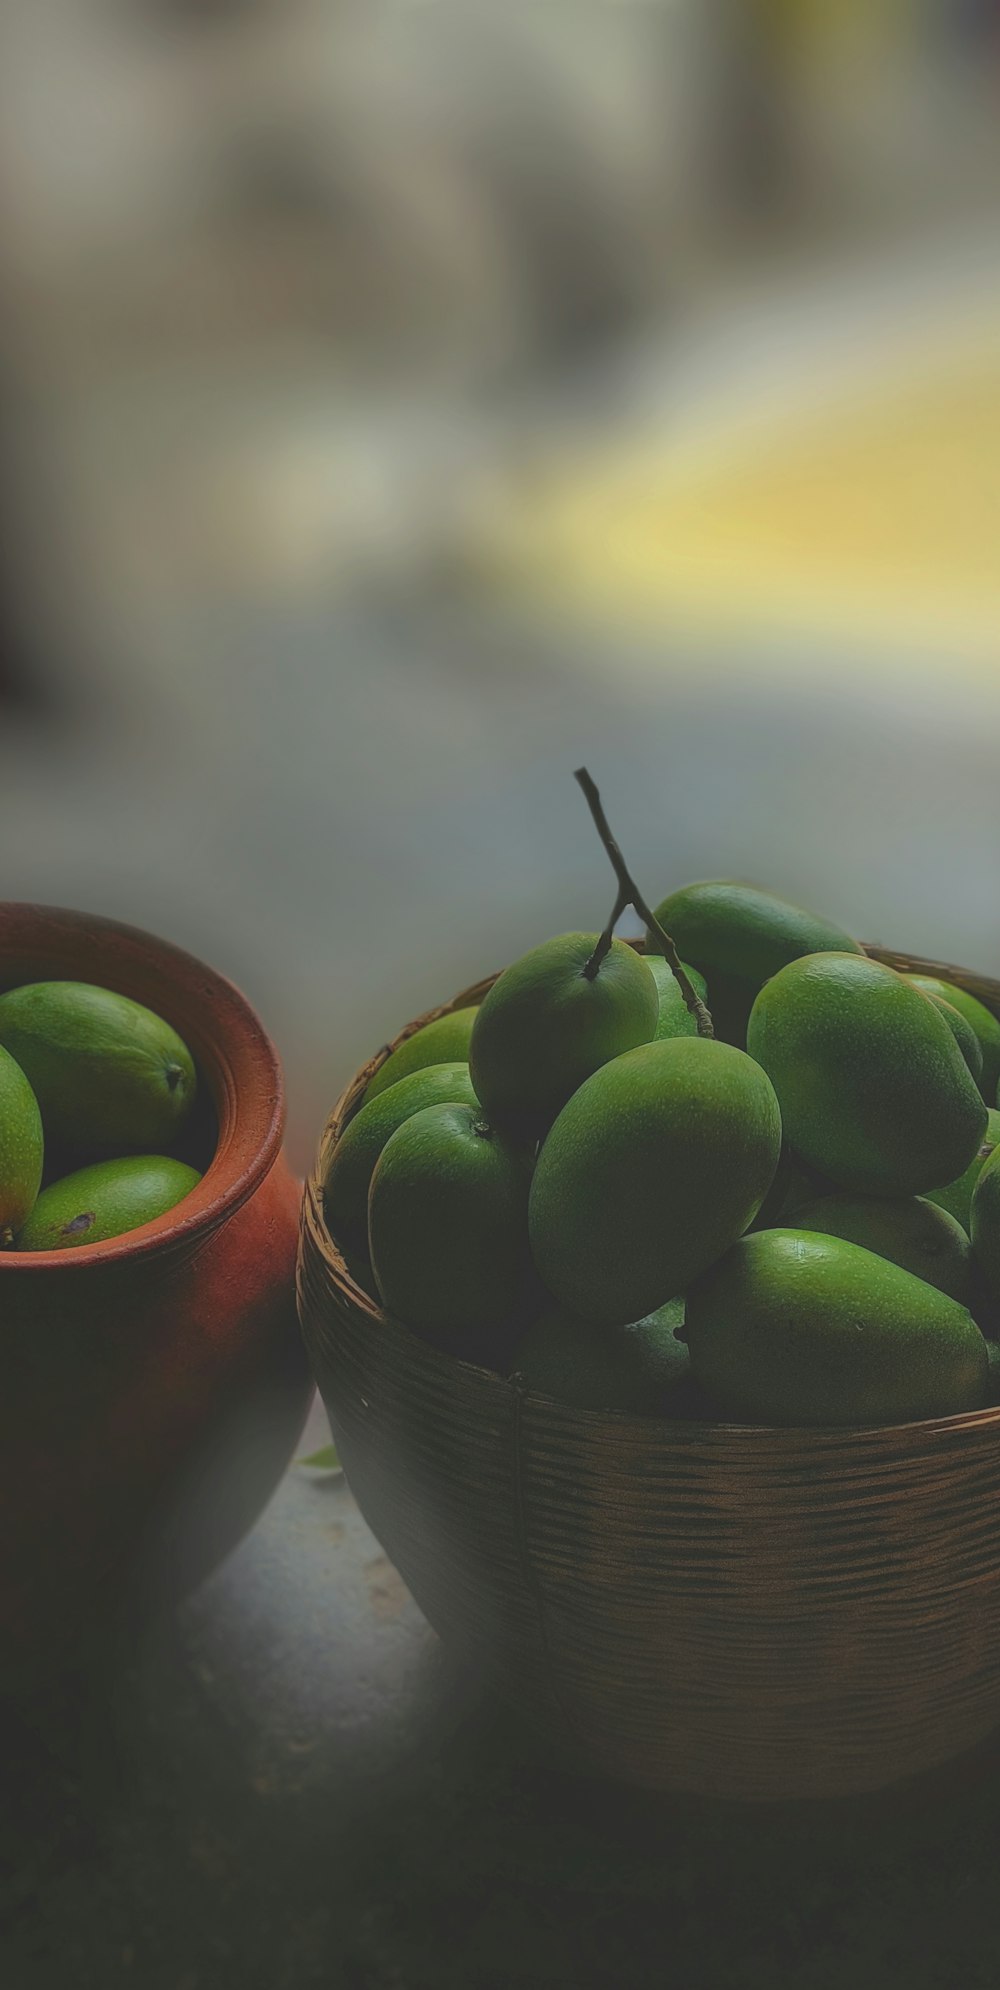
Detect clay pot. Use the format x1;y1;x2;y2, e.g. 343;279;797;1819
0;903;312;1681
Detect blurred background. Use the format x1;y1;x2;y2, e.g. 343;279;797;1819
3;0;1000;1168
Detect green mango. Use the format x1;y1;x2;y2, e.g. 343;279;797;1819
0;981;196;1159
970;1142;1000;1310
752;1147;834;1229
368;1102;531;1351
693;969;758;1050
17;1154;201;1251
648;881;864;1047
746;953;986;1196
927;1108;1000;1231
0;1045;43;1242
644;955;709;1041
469;933;658;1130
323;1062;477;1260
791;1192;974;1306
686;1229;988;1425
906;975;1000;1104
528;1036;781;1325
986;1338;1000;1407
923;995;983;1085
512;1298;689;1414
364;1006;479;1102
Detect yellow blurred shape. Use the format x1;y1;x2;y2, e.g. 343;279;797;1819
475;325;1000;670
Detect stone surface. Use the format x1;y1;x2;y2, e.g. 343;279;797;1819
7;1391;1000;1990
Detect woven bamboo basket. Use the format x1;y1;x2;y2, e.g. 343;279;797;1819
297;945;1000;1803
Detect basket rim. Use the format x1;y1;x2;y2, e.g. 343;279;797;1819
305;940;1000;1443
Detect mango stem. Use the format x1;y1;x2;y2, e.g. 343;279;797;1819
582;887;628;982
574;766;714;1038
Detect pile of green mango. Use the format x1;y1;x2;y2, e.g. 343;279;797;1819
323;873;1000;1428
0;982;201;1251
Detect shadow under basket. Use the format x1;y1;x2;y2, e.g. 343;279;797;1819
297;946;1000;1804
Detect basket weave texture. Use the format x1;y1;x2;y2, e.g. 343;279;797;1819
297;947;1000;1801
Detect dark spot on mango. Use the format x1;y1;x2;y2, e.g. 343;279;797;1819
61;1211;95;1235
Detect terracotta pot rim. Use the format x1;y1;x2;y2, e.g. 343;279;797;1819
0;902;284;1272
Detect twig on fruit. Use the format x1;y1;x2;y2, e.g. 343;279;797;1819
582;887;629;982
574;767;714;1038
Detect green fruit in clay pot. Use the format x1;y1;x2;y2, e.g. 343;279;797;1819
685;1229;988;1426
905;974;1000;1104
364;1006;479;1102
368;1101;531;1352
323;1062;477;1260
920;993;983;1085
746;953;987;1196
648;880;864;1046
791;1192;975;1307
528;1036;781;1326
644;955;709;1041
17;1155;202;1251
0;1045;44;1243
927;1109;1000;1232
0;981;196;1159
512;1298;689;1414
469;932;658;1130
